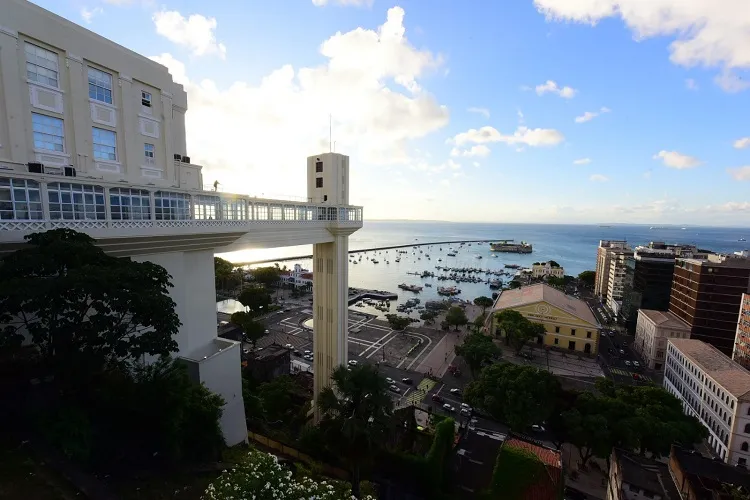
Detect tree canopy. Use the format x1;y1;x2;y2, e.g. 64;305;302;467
578;270;596;288
250;266;282;288
237;286;272;315
494;309;545;353
445;306;469;331
473;296;494;313
455;332;501;378
420;310;438;325
385;314;413;331
230;311;267;347
214;257;240;291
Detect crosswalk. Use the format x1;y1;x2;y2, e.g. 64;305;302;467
404;378;436;406
610;367;652;382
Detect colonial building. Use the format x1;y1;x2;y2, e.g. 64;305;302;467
490;283;600;355
634;309;691;370
664;339;750;465
531;261;564;279
734;294;750;369
280;263;313;288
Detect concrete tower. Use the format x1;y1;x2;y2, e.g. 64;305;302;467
307;153;355;419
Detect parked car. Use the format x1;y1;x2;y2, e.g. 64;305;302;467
304;350;312;355
442;403;454;412
284;343;293;349
386;377;394;384
633;360;640;367
624;360;632;367
450;388;461;395
293;350;301;356
531;424;546;432
389;385;401;394
348;359;358;366
619;349;625;355
401;377;413;385
432;394;444;403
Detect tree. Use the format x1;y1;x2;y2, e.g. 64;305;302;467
489;445;546;499
445;306;469;331
464;363;560;430
250;266;282;288
237;286;272;315
230;311;266;347
385;314;412;330
578;270;596;289
547;276;566;289
455;332;501;378
420;310;438;325
473;312;487;333
494;310;545;354
317;364;393;498
473;296;494;313
508;280;522;289
214;257;239;291
0;229;179;387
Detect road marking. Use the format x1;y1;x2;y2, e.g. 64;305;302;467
366;331;400;359
405;333;433;370
358;329;394;357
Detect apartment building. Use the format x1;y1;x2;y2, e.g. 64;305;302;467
634;309;691;370
734;294;750;369
595;240;630;301
669;255;750;355
606;250;634;317
664;339;750;465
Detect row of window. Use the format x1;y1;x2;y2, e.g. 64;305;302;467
25;41;152;108
667;343;735;408
552;326;594;338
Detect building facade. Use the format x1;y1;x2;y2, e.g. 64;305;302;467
669;255;750;355
734;294;750;369
633;309;691;370
595;240;630;301
531;261;564;279
663;339;750;465
606;251;635;317
606;448;679;500
281;263;313;288
0;1;363;442
491;283;600;355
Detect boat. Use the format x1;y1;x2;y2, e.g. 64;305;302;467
425;283;432;287
372;259;379;264
476;255;483;259
447;252;457;257
490;240;532;254
740;238;747;242
395;258;401;262
489;279;502;289
504;264;520;269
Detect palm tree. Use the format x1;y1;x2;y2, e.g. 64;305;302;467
317;364;393;498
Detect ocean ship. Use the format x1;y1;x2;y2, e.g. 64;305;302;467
490;240;533;253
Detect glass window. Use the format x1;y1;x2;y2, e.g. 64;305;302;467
194;195;220;220
88;67;113;104
32;113;64;152
0;178;43;220
316;177;323;188
222;199;247;220
109;188;150;220
25;42;58;88
144;143;155;164
141;91;152;107
255;204;268;220
154;191;190;220
47;183;105;220
92;127;117;161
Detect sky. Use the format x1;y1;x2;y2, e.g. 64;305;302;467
33;0;750;226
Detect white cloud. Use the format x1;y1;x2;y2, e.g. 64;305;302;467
450;145;491;158
148;7;448;196
535;80;577;98
714;70;750;93
573;158;591;165
735;137;750;149
80;6;103;23
574;106;610;123
653;150;702;169
467;107;490;118
533;0;750;92
728;166;750;181
706;201;750;213
589;174;609;182
312;0;374;6
685;78;699;90
472;161;480;168
152;10;227;59
452;125;564;147
440;179;451;186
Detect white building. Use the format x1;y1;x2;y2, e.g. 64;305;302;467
634;309;691;370
595;240;630;301
606;251;634;315
281;264;313;288
0;0;362;441
664;339;750;466
531;261;564;279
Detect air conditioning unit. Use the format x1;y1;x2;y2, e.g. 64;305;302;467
174;153;182;161
27;162;44;174
64;166;76;177
181;155;191;163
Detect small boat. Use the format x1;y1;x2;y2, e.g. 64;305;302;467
740;238;747;242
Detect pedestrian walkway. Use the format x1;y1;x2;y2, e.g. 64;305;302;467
610;367;651;381
397;378;436;409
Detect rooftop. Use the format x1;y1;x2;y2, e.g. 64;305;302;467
671;445;750;499
492;283;599;327
502;437;563;500
668;339;750;400
678;254;750;268
638;309;691;330
613;448;680;499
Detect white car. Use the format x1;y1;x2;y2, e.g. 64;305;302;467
385;377;394;384
442;403;454;412
633;361;640;367
304;350;311;355
460;403;470;409
348;360;358;366
531;424;545;432
624;360;632;367
284;343;293;349
389;385;401;394
450;388;461;395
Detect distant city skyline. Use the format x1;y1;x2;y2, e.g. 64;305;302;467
35;0;750;225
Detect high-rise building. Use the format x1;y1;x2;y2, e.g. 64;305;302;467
669;255;750;355
733;294;750;369
595;240;630;301
606;250;634;318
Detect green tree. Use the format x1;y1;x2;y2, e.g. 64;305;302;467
426;417;456;491
472;312;487;332
465;362;560;430
508;280;522;289
495;310;545;354
0;229;179;387
420;310;438;325
547;276;566;288
578;270;596;289
562;392;617;468
237;286;272;315
214;257;239;291
473;296;494;313
230;311;266;348
317;364;394;498
251;266;282;288
455;332;501;378
385;314;412;331
445;306;469;331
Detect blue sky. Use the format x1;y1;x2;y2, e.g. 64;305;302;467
34;0;750;225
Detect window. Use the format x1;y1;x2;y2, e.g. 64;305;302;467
740;458;747;466
155;191;190;220
255;204;268;220
222;199;247;220
144;143;155;164
0;178;42;220
194;195;220;220
25;42;58;88
32;113;64;152
745;423;750;434
587;331;592;338
92;127;117;161
141;91;152;107
571;329;577;336
555;326;560;333
47;183;105;220
554;338;559;345
743;442;749;452
315;161;323;172
109;188;150;220
88;67;113;104
316;177;323;188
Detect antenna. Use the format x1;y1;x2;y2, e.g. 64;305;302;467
329;114;332;153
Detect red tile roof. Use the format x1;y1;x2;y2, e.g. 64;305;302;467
503;438;563;500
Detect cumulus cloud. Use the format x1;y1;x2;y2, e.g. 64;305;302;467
685;78;699;90
533;0;750;92
727;166;750;181
535;80;577;98
574;106;610;123
450;145;491;158
80;6;103;23
153;10;227;58
451;125;564;147
734;137;750;149
653;150;702;169
149;7;448;196
589;174;609;182
573;158;591;165
467;107;490;118
312;0;374;6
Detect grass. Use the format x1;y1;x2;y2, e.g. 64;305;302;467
0;442;82;500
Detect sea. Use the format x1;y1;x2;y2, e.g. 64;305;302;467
217;222;750;318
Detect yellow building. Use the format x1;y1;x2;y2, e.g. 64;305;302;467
490;283;601;355
531;261;565;279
